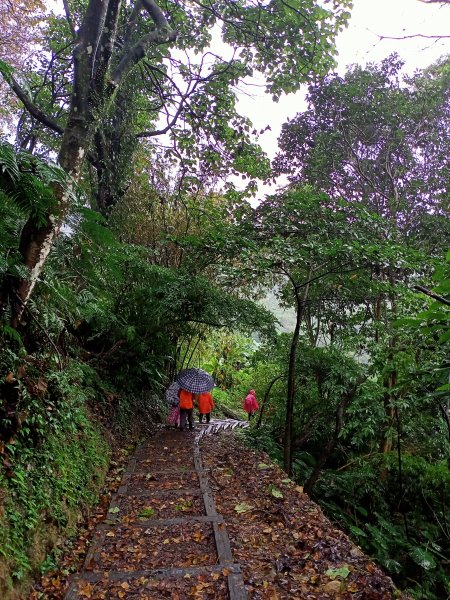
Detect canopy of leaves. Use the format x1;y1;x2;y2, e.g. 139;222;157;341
274;54;450;241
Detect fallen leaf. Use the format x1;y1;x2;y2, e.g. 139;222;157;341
326;566;351;580
192;530;204;542
234;502;254;513
323;579;342;595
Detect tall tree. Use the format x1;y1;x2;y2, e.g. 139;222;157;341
0;0;351;326
246;188;383;473
275;54;450;233
274;55;450;451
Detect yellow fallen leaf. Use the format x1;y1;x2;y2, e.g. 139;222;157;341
192;530;204;542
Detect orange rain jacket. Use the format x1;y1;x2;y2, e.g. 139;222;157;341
178;389;194;410
197;392;214;415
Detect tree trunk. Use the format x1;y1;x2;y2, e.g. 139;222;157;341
256;374;285;429
11;116;89;326
4;0;176;327
303;387;357;495
8;0;116;325
283;272;311;475
379;279;398;453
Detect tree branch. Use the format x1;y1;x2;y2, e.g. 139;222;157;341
93;0;122;92
293;262;371;291
62;0;76;38
7;75;64;135
378;33;450;40
110;0;176;88
141;0;169;29
413;284;450;306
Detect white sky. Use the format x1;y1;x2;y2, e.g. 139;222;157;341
238;0;450;163
47;0;449;193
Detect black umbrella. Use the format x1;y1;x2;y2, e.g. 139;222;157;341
176;368;214;393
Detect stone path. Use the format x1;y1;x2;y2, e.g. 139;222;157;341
64;419;249;599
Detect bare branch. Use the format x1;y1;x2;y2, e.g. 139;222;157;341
413;284;450;306
110;0;176;87
378;33;450;40
7;74;64;135
62;0;76;38
136;106;184;137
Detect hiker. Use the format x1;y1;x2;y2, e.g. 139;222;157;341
196;391;214;424
178;388;194;431
243;389;259;421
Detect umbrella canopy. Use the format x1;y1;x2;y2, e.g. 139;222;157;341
176;368;214;394
165;382;180;407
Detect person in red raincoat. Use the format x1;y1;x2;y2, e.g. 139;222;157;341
196;391;214;424
243;389;259;421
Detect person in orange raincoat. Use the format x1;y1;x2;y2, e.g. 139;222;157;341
178;388;194;431
196;391;214;424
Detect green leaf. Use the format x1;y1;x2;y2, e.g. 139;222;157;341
138;507;156;519
234;502;254;513
349;525;367;538
269;486;284;499
325;566;351;579
436;383;450;392
408;547;436;570
108;507;120;514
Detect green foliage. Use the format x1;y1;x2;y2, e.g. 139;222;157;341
275;54;450;232
0;358;110;588
0;141;75;227
242;424;284;466
315;454;450;599
400;251;450;346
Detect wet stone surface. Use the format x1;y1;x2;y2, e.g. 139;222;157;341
74;572;229;599
86;522;217;572
116;492;205;522
126;470;200;493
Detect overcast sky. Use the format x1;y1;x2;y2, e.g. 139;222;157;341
238;0;450;162
48;0;449;191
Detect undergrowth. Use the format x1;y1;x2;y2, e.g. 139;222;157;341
0;356;111;598
241;425;450;600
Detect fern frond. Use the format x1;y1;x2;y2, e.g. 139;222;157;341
0;142;20;184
